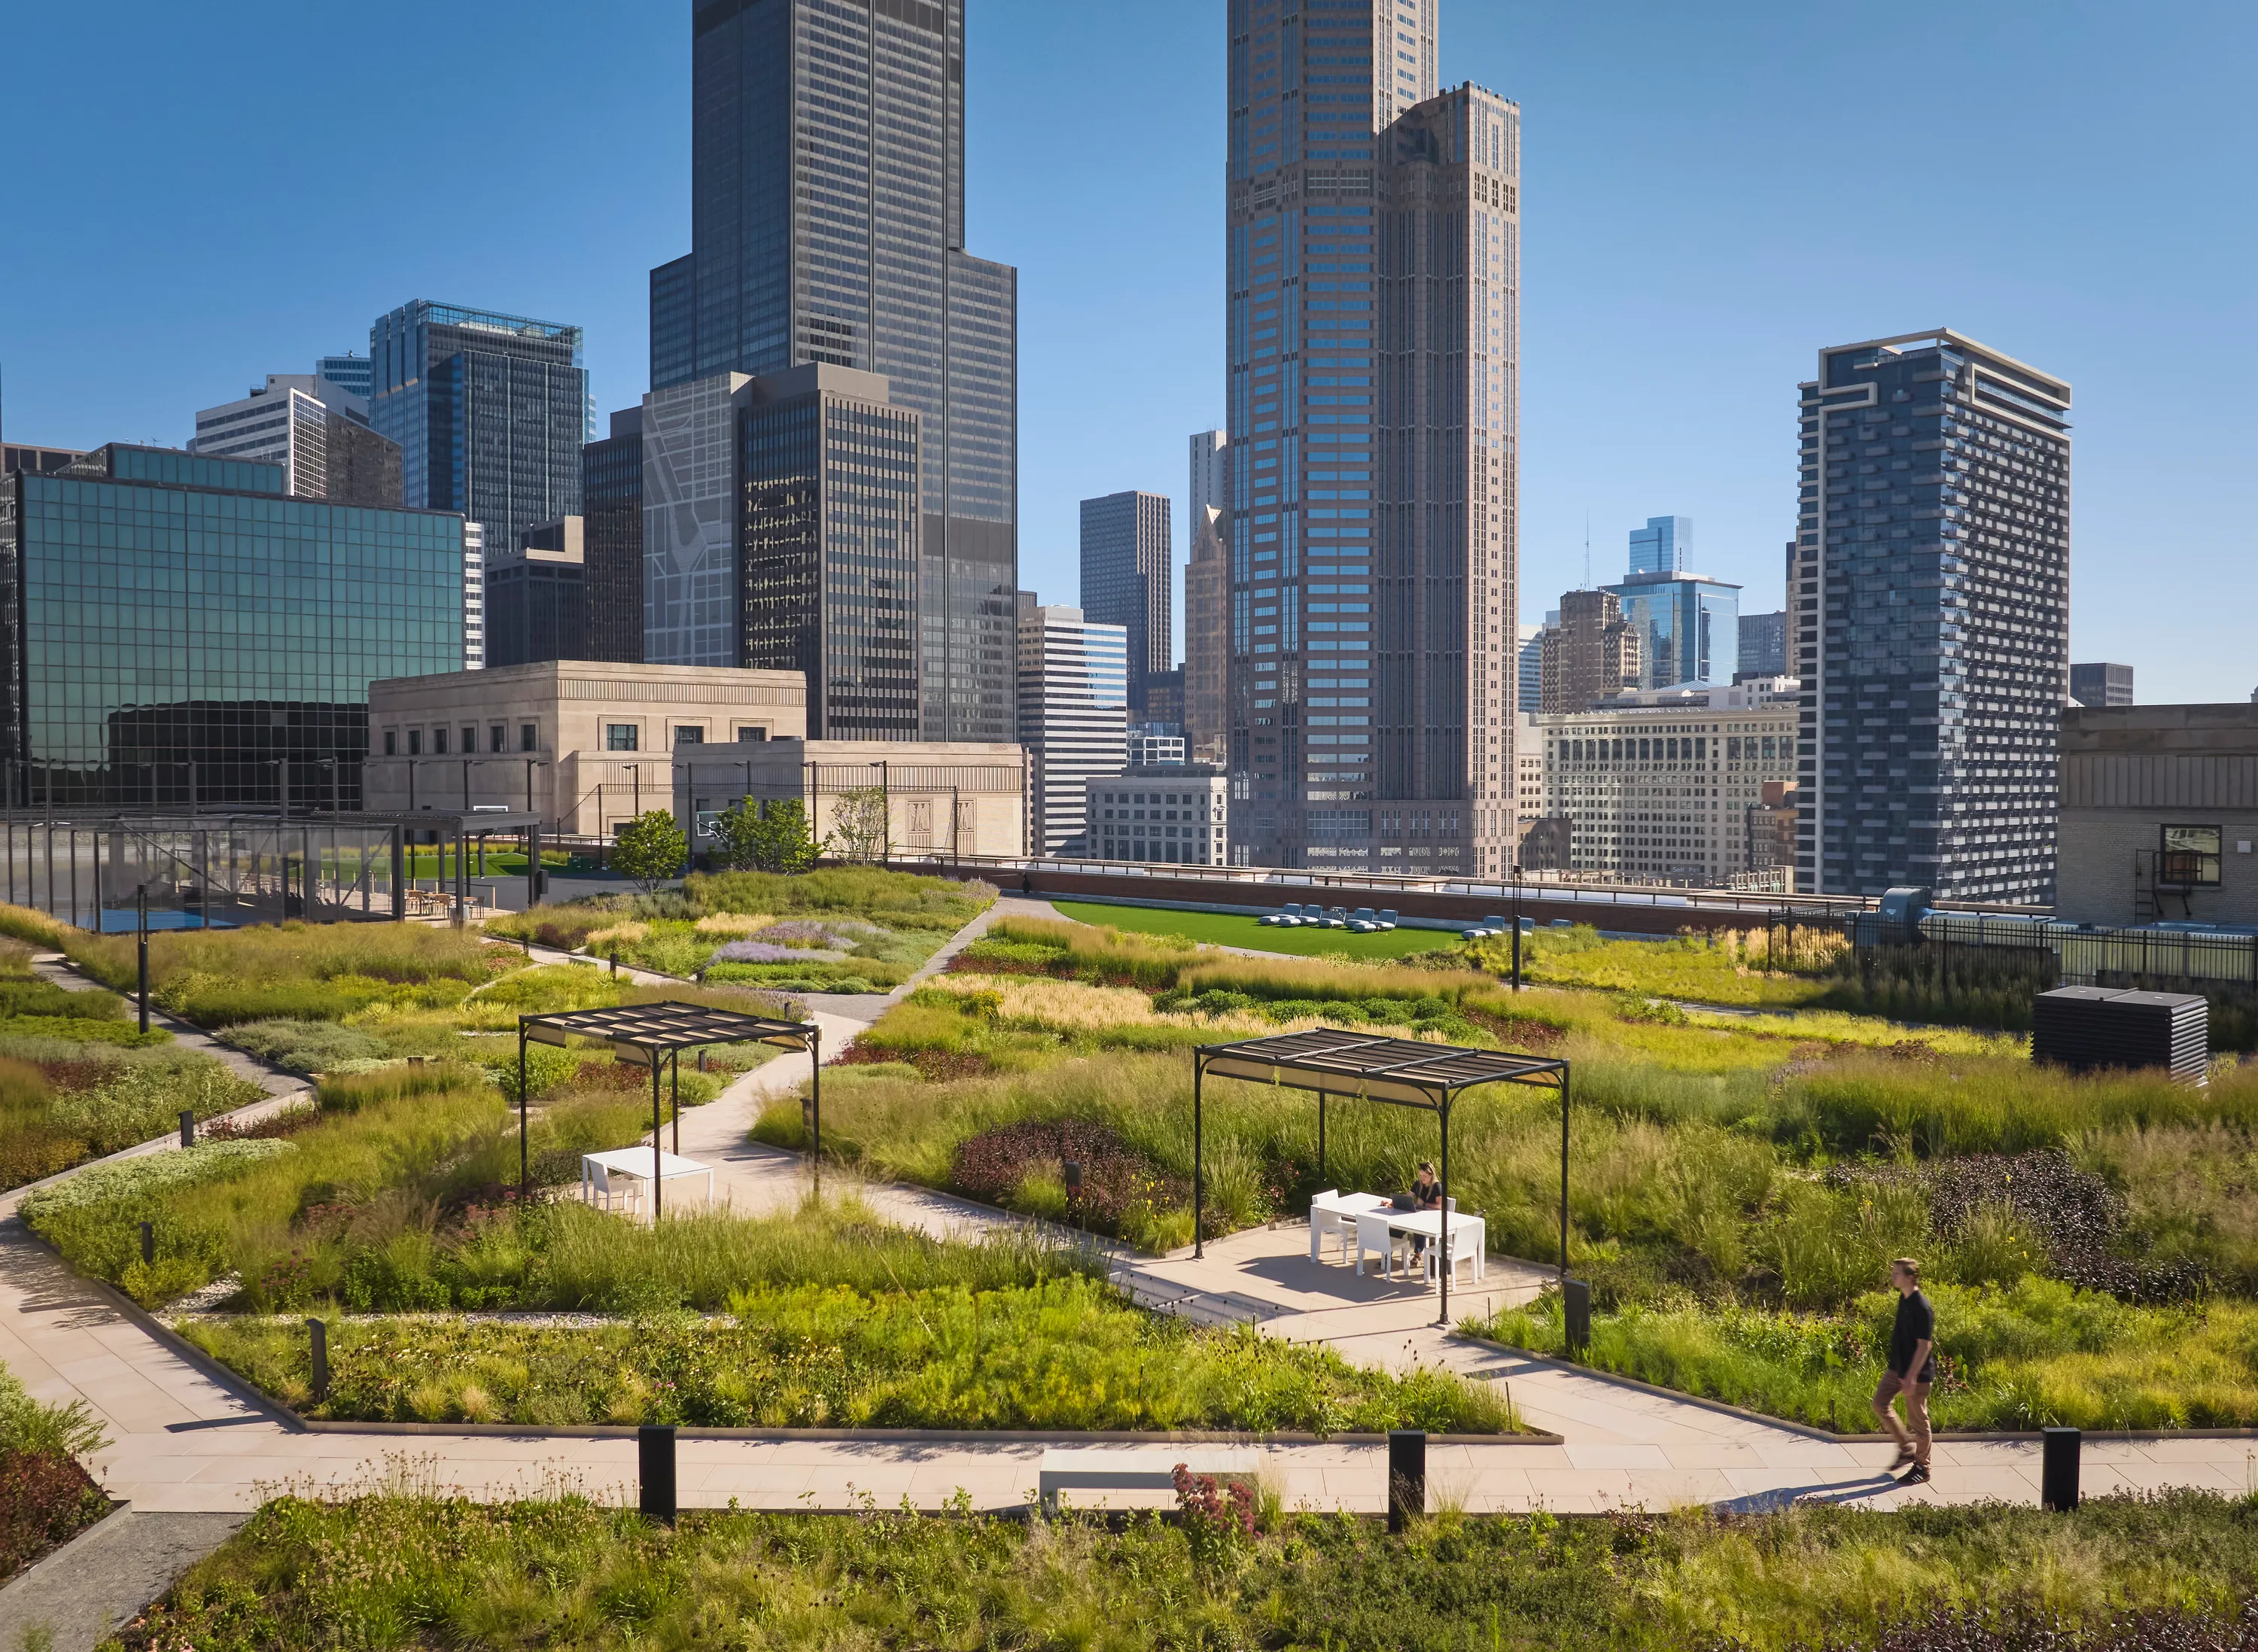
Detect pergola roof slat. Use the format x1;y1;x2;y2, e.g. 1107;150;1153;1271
1193;1030;1564;1107
519;1000;817;1052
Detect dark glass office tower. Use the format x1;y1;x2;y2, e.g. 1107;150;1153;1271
0;446;462;808
738;367;924;739
1079;490;1172;716
582;409;645;662
656;0;1018;742
369;300;589;553
1222;0;1520;876
1794;331;2070;903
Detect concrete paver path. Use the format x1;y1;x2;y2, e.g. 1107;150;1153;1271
3;898;2254;1520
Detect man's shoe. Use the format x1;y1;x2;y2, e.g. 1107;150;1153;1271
1896;1463;1931;1486
1888;1447;1915;1470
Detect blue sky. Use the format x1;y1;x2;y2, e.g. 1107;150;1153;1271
4;2;2251;701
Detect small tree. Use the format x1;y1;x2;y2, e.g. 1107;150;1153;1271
612;809;688;893
753;797;822;872
828;786;890;865
711;798;765;872
711;796;821;873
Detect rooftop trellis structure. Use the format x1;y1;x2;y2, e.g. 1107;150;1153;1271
518;1002;822;1217
1191;1031;1572;1326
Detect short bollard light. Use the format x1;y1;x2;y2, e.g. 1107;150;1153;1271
1563;1277;1593;1355
306;1319;330;1404
640;1425;678;1526
2042;1426;2081;1512
178;1109;195;1149
1387;1428;1426;1535
138;1221;154;1266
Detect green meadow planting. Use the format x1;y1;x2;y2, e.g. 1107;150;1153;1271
770;914;2258;1429
485;866;994;991
108;1485;2258;1651
179;1203;1512;1434
0;926;267;1188
18;1058;705;1308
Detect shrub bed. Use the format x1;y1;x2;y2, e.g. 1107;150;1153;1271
105;1487;2258;1652
0;1363;110;1586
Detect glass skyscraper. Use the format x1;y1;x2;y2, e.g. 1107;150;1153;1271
368;301;590;554
738;367;924;740
1079;490;1173;717
0;445;464;808
1627;515;1690;576
1224;0;1521;876
581;408;645;663
1794;331;2071;903
1602;571;1741;689
654;0;1018;743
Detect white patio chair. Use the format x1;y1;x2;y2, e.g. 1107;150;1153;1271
1355;1212;1410;1279
1424;1220;1484;1288
1308;1191;1357;1264
586;1161;635;1215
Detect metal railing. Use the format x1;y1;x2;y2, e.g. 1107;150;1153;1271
894;850;1875;923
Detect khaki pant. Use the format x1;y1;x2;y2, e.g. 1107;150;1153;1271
1873;1371;1931;1465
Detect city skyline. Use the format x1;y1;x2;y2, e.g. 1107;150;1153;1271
1;2;2252;701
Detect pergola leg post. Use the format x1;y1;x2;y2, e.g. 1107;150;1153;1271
670;1050;680;1155
652;1060;663;1224
1317;1091;1325;1191
1559;1071;1571;1288
1192;1059;1205;1261
1436;1101;1450;1328
810;1025;822;1195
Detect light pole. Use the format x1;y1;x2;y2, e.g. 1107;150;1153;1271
317;756;339;815
628;764;640;820
271;758;288;820
135;883;151;1033
1510;861;1523;993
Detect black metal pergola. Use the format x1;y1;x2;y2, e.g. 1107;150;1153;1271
516;1002;824;1218
1190;1030;1572;1325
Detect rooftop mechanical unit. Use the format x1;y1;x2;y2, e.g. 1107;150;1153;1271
2031;986;2210;1086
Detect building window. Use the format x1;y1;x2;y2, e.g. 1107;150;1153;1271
737;725;768;742
489;725;506;753
408;729;422;756
432;728;447;756
521;724;537;753
674;726;706;747
383;732;397;757
606;725;639;752
2160;825;2223;887
461;727;476;756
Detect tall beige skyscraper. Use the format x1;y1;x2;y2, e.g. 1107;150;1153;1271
1184;505;1229;765
1223;0;1519;875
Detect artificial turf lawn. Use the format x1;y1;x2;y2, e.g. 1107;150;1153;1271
1048;899;1460;960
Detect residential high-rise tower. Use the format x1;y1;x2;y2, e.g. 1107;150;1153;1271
1795;330;2070;902
1080;490;1173;716
1223;0;1518;875
655;0;1018;742
1015;595;1127;853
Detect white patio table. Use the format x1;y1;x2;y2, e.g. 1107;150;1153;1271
582;1147;716;1214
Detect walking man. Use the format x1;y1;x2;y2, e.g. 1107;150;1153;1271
1873;1256;1935;1486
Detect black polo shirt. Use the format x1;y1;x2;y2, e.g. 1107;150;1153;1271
1890;1289;1937;1383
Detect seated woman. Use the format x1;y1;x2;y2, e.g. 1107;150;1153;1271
1407;1161;1442;1258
